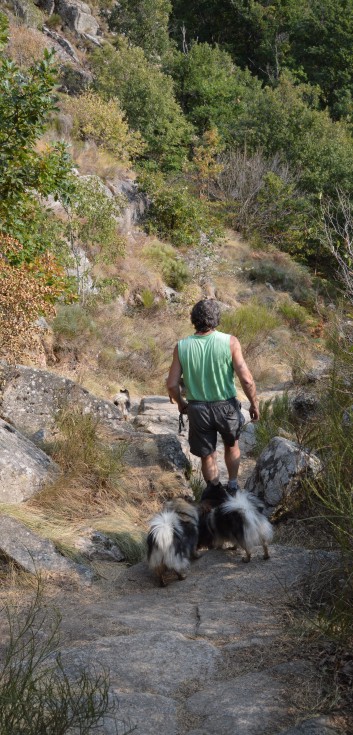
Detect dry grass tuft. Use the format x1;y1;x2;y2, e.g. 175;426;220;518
6;23;48;67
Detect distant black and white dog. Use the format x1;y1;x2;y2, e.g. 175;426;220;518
113;388;131;420
147;497;200;586
198;488;273;563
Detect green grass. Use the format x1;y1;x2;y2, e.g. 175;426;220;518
219;301;281;357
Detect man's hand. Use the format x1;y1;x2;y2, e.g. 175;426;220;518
178;398;188;414
167;344;186;410
249;401;260;421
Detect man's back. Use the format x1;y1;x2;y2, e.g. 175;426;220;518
178;330;236;402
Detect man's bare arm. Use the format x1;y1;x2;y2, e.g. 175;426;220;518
166;344;188;412
230;336;259;421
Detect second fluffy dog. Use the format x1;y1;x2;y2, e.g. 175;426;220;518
198;490;273;562
147;497;199;586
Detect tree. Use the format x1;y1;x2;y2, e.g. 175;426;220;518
171;42;261;141
92;38;193;169
289;0;353;119
109;0;173;60
321;190;353;303
0;14;73;257
234;75;353;198
191;127;224;197
170;0;302;77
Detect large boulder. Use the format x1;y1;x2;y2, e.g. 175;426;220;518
245;436;322;514
0;516;93;583
55;0;99;35
0;363;133;441
0;419;59;504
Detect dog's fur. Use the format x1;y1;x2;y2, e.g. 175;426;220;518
147;497;200;586
198;489;273;562
113;388;131;420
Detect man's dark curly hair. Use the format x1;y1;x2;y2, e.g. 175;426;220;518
190;299;221;332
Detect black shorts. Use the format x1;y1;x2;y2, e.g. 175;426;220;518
187;397;245;457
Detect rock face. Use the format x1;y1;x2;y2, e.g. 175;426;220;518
0;365;189;474
0;419;59;503
0;363;132;441
0;516;93;582
107;177;149;233
245;436;322;514
55;0;99;35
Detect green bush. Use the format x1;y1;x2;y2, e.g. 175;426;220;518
108;0;172;61
277;299;310;328
67;175;125;260
219;301;281;357
0;33;74;257
45;13;62;29
52;304;95;339
171;42;261;141
138;170;221;248
143;241;190;290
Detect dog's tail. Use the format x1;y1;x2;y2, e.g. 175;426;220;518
221;492;273;549
147;510;190;576
148;510;182;553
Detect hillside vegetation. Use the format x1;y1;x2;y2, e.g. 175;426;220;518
0;0;352;719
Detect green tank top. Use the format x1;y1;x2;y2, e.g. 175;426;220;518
178;330;236;402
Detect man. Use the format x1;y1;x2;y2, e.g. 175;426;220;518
166;299;259;495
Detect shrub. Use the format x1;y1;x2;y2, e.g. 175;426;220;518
108;531;146;565
254;393;296;455
0;41;74;254
0;586;133;734
52;304;95;340
6;24;48;67
143;241;190;290
246;253;314;305
108;0;172;61
0;235;69;363
45;13;62;30
32;406;127;520
140;288;155;309
138;170;221;248
219;301;281;357
171;42;261;141
63;91;145;162
59;64;90;96
65;175;125;274
277;299;310;328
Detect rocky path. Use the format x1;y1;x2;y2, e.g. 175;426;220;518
58;545;341;735
52;393;345;735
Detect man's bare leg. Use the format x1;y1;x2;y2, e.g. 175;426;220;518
201;451;219;484
224;442;240;481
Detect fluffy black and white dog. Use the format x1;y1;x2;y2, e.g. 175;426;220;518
113;388;131;420
147;497;200;587
198;487;273;563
